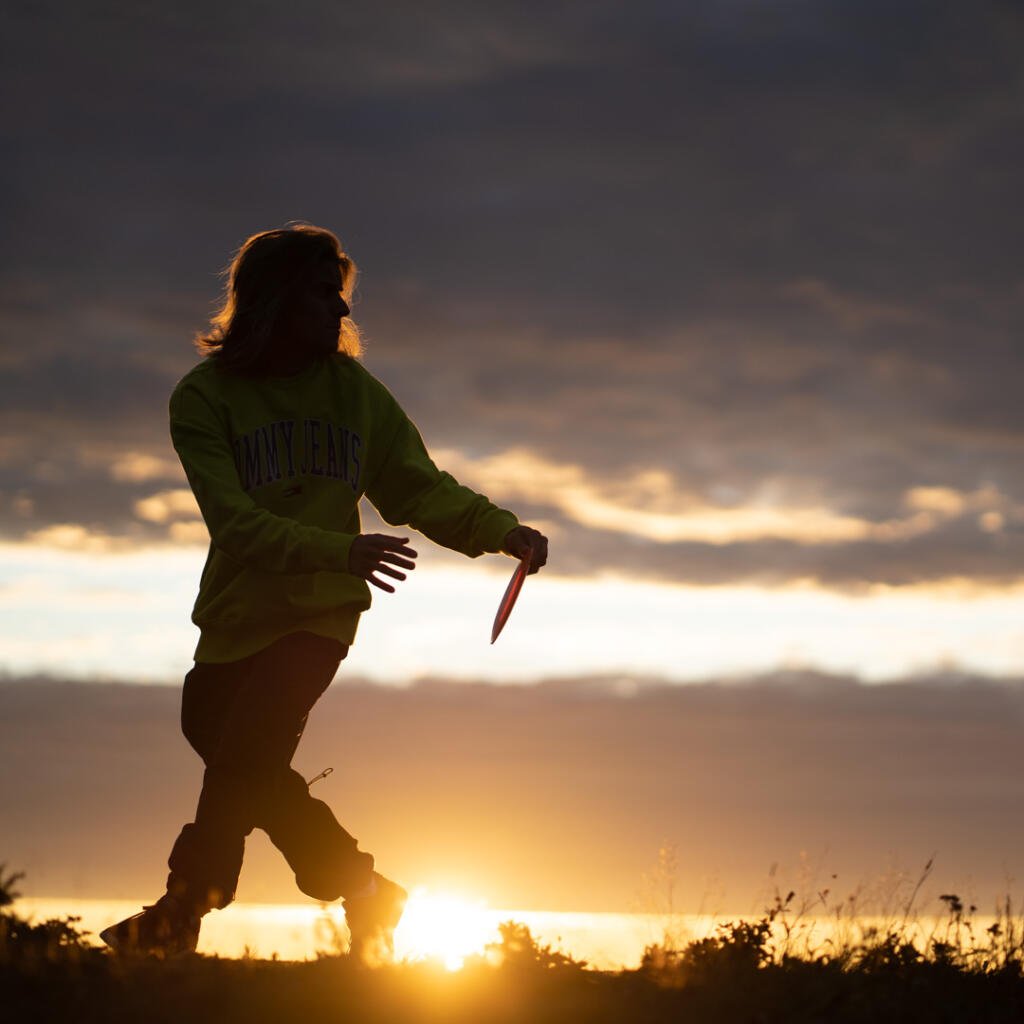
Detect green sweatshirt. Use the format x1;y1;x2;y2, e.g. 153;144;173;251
169;354;519;663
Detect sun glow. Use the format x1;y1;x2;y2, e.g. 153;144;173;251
394;887;496;970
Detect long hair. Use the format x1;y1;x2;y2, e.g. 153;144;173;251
196;224;362;374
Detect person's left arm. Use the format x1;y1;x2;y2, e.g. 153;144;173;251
364;390;547;572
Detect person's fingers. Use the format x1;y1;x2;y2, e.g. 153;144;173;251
374;563;407;582
378;551;417;571
508;533;529;558
502;526;548;573
351;535;417;583
365;534;418;556
520;528;548;573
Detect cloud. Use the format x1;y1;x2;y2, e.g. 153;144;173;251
1;1;1023;593
435;447;951;546
108;453;185;484
551;517;1024;590
781;278;937;332
168;521;209;545
133;489;200;525
22;524;125;553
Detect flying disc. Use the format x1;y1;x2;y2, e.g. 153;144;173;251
491;553;531;644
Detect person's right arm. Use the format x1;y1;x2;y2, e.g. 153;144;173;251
169;383;355;574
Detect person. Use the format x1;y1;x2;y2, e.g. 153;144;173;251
100;224;548;961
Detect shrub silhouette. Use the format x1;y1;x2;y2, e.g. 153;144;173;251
0;864;94;965
483;920;587;970
5;856;1024;1024
0;864;24;907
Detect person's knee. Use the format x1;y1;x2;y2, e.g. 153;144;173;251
263;775;375;901
294;847;374;902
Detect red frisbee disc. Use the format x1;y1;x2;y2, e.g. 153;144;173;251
491;554;531;644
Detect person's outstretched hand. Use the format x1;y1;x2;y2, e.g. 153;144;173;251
502;525;548;574
349;534;418;592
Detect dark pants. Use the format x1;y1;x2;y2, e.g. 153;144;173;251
166;632;374;911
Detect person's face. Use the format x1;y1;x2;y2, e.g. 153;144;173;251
281;259;351;358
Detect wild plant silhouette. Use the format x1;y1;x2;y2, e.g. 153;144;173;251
0;864;24;907
5;860;1024;1022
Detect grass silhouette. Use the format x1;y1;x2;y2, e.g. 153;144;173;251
5;863;1024;1022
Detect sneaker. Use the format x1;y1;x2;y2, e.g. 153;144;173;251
99;895;202;957
343;873;407;965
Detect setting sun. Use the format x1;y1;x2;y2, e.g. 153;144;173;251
393;888;496;970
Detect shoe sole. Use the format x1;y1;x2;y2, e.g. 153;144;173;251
99;924;198;958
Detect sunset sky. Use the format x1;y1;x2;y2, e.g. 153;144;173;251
5;3;1024;931
4;2;1024;684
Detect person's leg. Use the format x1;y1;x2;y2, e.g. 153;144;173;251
162;656;252;912
100;658;246;954
204;631;404;962
168;632;368;910
258;767;374;900
104;632;385;955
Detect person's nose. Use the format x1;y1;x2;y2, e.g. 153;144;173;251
336;295;351;319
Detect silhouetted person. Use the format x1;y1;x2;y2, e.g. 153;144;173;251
101;224;547;960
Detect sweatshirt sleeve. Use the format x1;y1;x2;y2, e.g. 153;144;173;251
364;389;519;557
169;382;356;574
